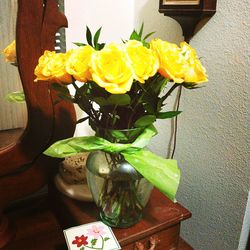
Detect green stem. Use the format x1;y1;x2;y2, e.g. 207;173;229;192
160;83;179;104
127;85;145;129
98;178;109;207
72;81;100;123
100;236;104;250
71;80;79;90
90;104;100;123
84;245;102;250
106;104;118;129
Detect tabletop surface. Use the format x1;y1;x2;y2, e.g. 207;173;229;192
51;187;192;246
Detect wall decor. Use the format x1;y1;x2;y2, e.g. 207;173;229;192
159;0;217;41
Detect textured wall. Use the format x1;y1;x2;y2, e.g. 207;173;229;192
152;0;249;249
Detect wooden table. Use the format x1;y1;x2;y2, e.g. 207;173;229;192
50;187;193;250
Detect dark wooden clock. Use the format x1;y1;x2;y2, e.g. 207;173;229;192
159;0;217;41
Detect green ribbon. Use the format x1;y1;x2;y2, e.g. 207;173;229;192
44;125;180;201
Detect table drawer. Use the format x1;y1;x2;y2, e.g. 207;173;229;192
121;224;180;250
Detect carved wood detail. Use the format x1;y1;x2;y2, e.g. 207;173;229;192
0;0;76;247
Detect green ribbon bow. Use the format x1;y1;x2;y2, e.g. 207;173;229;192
44;125;180;201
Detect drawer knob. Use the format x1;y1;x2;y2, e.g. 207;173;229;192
134;241;145;250
134;236;160;250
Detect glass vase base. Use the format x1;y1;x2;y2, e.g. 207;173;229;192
99;211;142;228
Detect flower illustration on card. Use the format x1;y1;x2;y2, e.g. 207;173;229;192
72;226;110;250
87;225;105;238
72;235;88;248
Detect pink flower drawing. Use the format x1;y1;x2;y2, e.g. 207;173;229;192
87;225;106;238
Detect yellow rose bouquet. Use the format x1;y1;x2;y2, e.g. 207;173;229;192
35;26;208;227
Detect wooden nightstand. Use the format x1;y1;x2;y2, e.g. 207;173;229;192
50;187;192;250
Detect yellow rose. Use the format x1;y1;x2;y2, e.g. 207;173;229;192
34;50;72;84
125;40;159;83
180;42;208;84
2;40;16;63
90;43;133;94
65;45;94;82
150;39;187;83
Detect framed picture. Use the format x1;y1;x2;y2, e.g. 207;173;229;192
162;0;200;5
159;0;217;13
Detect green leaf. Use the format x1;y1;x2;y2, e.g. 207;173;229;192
91;238;97;246
142;40;150;48
93;97;108;106
74;86;93;114
6;91;25;103
94;94;131;106
129;30;141;41
106;94;131;106
104;237;110;241
86;26;93;46
183;82;204;89
95;43;100;50
153;77;168;95
94;27;102;48
122;149;180;201
121;39;127;44
76;116;89;124
135;115;156;127
57;93;73;102
138;23;144;38
73;42;86;47
51;83;70;95
157;111;182;119
144;103;155;113
53;99;62;105
141;93;159;113
110;130;128;141
98;43;105;50
143;31;155;41
88;81;109;97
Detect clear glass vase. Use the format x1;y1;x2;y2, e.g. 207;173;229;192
86;150;153;228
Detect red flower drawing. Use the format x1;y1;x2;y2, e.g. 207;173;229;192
72;235;88;247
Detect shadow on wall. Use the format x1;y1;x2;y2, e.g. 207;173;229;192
247;233;250;250
134;0;184;43
133;0;185;160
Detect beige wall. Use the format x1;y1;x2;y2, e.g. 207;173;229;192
174;0;250;248
0;0;26;130
138;0;249;249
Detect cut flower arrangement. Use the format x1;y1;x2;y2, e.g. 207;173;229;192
34;26;208;227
